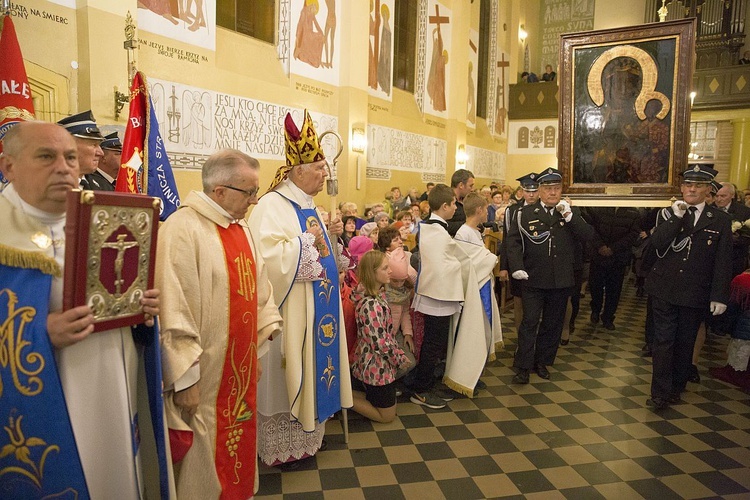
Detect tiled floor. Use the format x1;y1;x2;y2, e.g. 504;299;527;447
256;282;750;499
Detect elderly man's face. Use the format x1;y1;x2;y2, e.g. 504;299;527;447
212;165;259;219
2;122;80;213
75;136;104;175
293;159;328;196
681;182;711;206
538;184;562;206
715;186;732;208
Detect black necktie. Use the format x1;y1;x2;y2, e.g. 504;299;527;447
684;206;697;231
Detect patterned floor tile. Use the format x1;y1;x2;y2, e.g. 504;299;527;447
256;283;750;499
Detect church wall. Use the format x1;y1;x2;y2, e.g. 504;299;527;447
594;0;647;30
9;0;750;208
13;0;511;209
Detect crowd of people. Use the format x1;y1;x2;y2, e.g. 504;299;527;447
3;109;750;498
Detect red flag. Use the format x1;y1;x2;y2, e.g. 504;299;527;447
116;71;147;194
0;14;35;156
115;71;180;220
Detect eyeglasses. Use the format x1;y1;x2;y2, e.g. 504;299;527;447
220;185;259;198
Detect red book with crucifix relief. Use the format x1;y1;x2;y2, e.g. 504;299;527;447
63;189;160;332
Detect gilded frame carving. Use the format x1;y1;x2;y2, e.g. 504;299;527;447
558;19;696;200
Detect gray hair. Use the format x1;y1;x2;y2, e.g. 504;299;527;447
202;149;259;193
341;201;357;214
720;182;736;197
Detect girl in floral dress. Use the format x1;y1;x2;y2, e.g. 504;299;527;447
350;251;411;423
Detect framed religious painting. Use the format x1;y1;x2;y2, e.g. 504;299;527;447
558;19;696;201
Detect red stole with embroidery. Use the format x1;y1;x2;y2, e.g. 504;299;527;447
215;223;258;499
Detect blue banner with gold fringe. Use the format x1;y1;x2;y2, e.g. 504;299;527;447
0;264;89;498
290;205;342;423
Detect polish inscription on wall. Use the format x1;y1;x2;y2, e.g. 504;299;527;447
540;0;595;71
466;145;505;181
367;124;447;177
149;78;338;165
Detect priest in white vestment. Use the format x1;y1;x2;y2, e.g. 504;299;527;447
156;150;283;498
0;122;172;498
249;110;353;465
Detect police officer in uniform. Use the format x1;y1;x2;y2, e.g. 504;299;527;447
506;168;594;383
499;172;540;331
645;165;732;410
85;132;121;191
57;110;105;190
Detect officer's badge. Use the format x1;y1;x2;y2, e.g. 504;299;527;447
534;208;540;214
693;165;701;172
708;240;712;245
529;225;535;230
533;232;538;236
707;212;713;218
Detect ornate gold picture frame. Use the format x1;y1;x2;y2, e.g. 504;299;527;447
558;19;696;200
63;190;160;333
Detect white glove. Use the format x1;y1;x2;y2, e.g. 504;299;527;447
512;270;529;280
671;200;687;218
710;302;727;316
556;200;572;222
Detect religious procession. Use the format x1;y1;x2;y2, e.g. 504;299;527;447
2;0;750;498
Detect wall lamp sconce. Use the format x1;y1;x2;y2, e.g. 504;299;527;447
351;127;366;153
456;144;468;167
689;91;697;107
114;86;130;120
519;24;528;43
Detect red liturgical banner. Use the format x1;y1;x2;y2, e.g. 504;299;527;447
63;189;160;332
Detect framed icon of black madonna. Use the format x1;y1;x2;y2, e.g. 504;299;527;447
558;19;696;200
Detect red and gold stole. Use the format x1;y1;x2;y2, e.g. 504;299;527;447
215;223;258;498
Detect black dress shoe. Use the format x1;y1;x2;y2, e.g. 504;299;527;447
512;369;530;384
666;394;682;405
646;397;670;411
560;337;570;346
590;312;600;324
687;365;701;383
535;364;550;379
603;321;616;331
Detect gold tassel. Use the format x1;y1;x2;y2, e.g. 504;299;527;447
442;377;474;398
0;244;61;277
